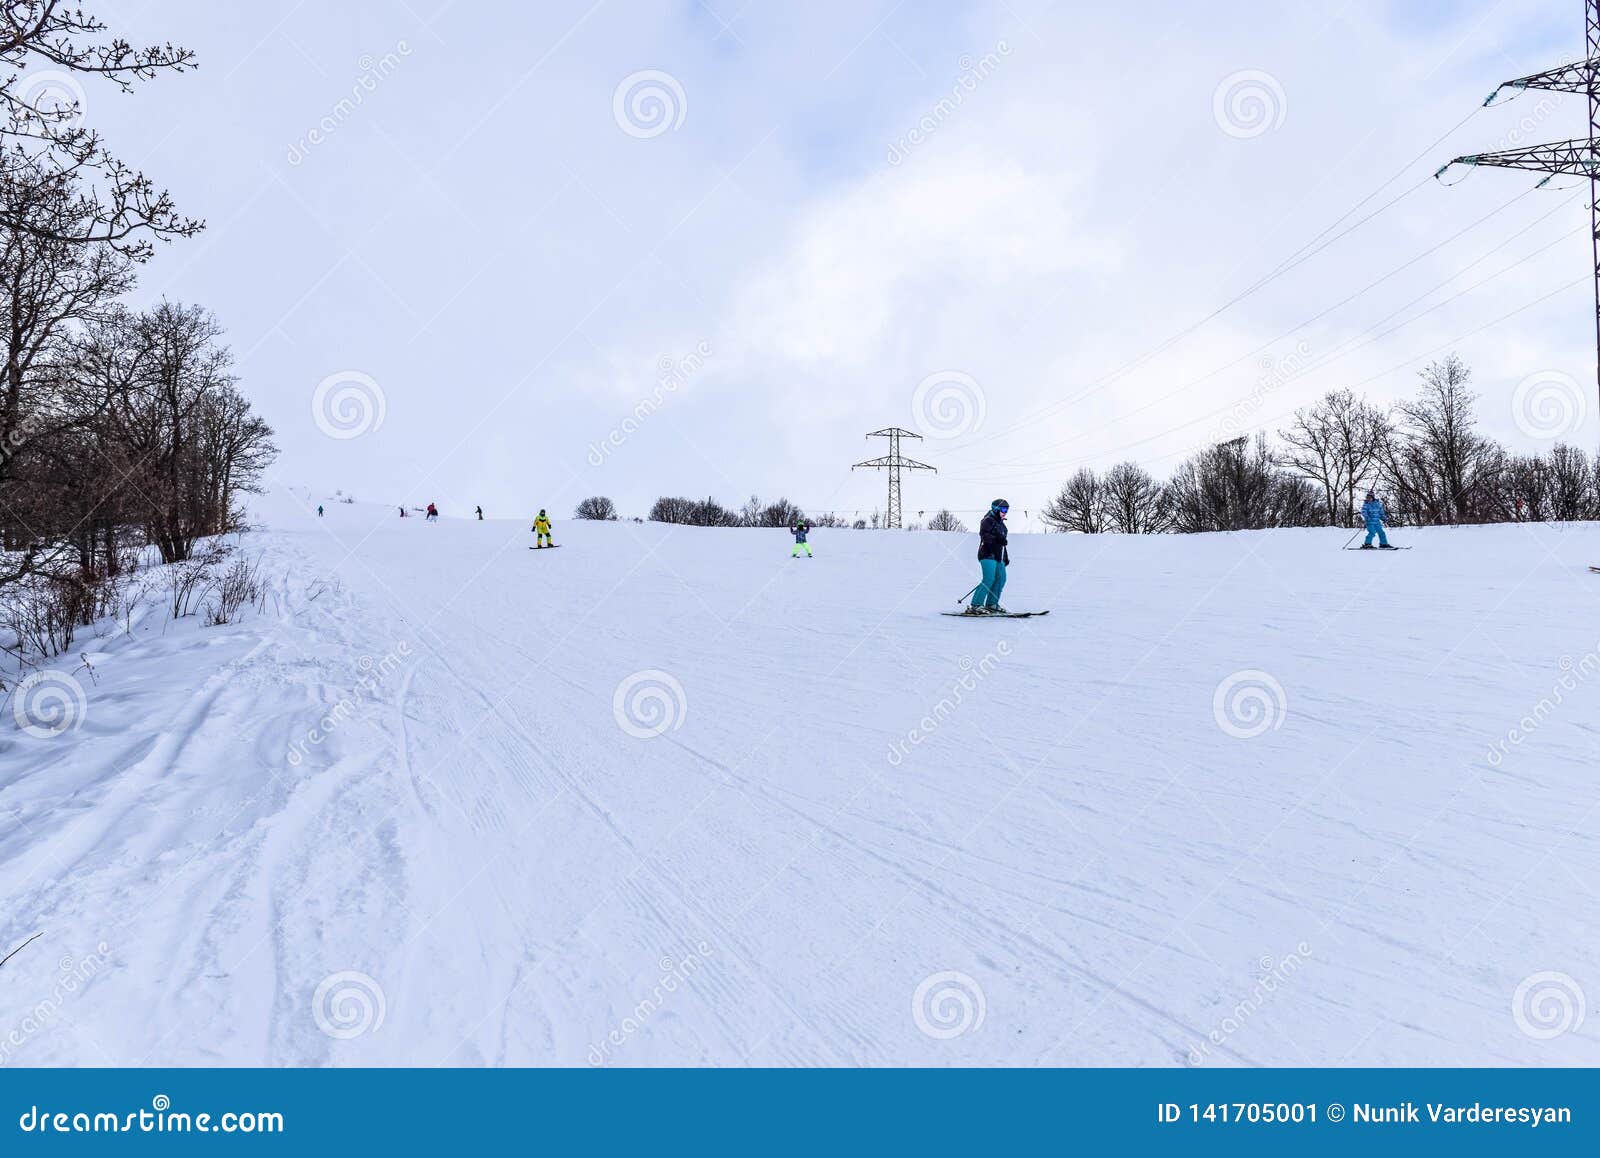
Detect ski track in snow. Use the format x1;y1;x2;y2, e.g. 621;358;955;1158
2;491;1599;1066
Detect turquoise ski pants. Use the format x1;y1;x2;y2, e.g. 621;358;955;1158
971;558;1007;608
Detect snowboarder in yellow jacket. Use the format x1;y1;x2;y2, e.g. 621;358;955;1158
532;509;554;548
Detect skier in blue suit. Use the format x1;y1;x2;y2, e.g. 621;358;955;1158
967;499;1010;614
1360;490;1392;549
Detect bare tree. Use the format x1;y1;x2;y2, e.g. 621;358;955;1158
0;165;135;581
927;508;967;532
1168;435;1318;532
752;498;802;528
1381;355;1501;524
1277;388;1388;526
82;302;272;562
1546;444;1595;521
648;496;739;526
1100;461;1169;533
1041;467;1106;533
574;496;617;520
0;2;202;255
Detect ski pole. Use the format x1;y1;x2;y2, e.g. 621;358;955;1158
1341;528;1361;550
956;583;981;605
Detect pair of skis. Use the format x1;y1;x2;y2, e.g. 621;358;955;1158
941;609;1050;619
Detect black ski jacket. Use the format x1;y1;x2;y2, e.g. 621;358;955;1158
977;510;1008;564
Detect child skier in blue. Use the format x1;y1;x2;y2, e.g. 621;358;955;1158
1360;490;1394;549
967;499;1010;613
790;518;812;558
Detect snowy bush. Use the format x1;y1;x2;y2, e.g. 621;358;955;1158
204;554;265;627
1;573;90;657
168;540;232;619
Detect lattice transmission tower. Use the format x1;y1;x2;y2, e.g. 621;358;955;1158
852;427;935;529
1440;0;1600;406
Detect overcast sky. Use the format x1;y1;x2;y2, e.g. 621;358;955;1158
95;0;1596;526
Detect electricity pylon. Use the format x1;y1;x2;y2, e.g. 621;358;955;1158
852;427;935;529
1439;0;1600;407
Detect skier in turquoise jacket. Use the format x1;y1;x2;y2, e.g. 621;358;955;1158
1360;490;1391;549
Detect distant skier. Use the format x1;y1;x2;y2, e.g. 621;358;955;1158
475;505;484;521
533;509;554;548
317;504;324;517
1360;490;1395;550
790;517;812;558
967;499;1010;614
399;506;406;518
426;502;439;522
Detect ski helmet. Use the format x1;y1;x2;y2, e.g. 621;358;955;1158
1365;490;1375;501
992;498;1009;512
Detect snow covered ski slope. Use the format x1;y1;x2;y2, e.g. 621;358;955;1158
3;491;1599;1066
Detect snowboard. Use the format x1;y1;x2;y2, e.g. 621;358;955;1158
942;610;1050;619
529;544;562;550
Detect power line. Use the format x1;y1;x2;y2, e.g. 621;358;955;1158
947;109;1486;459
968;188;1579;474
945;249;1588;485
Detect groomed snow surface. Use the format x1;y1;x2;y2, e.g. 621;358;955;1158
2;489;1599;1066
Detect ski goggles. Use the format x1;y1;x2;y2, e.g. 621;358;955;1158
994;504;1009;513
